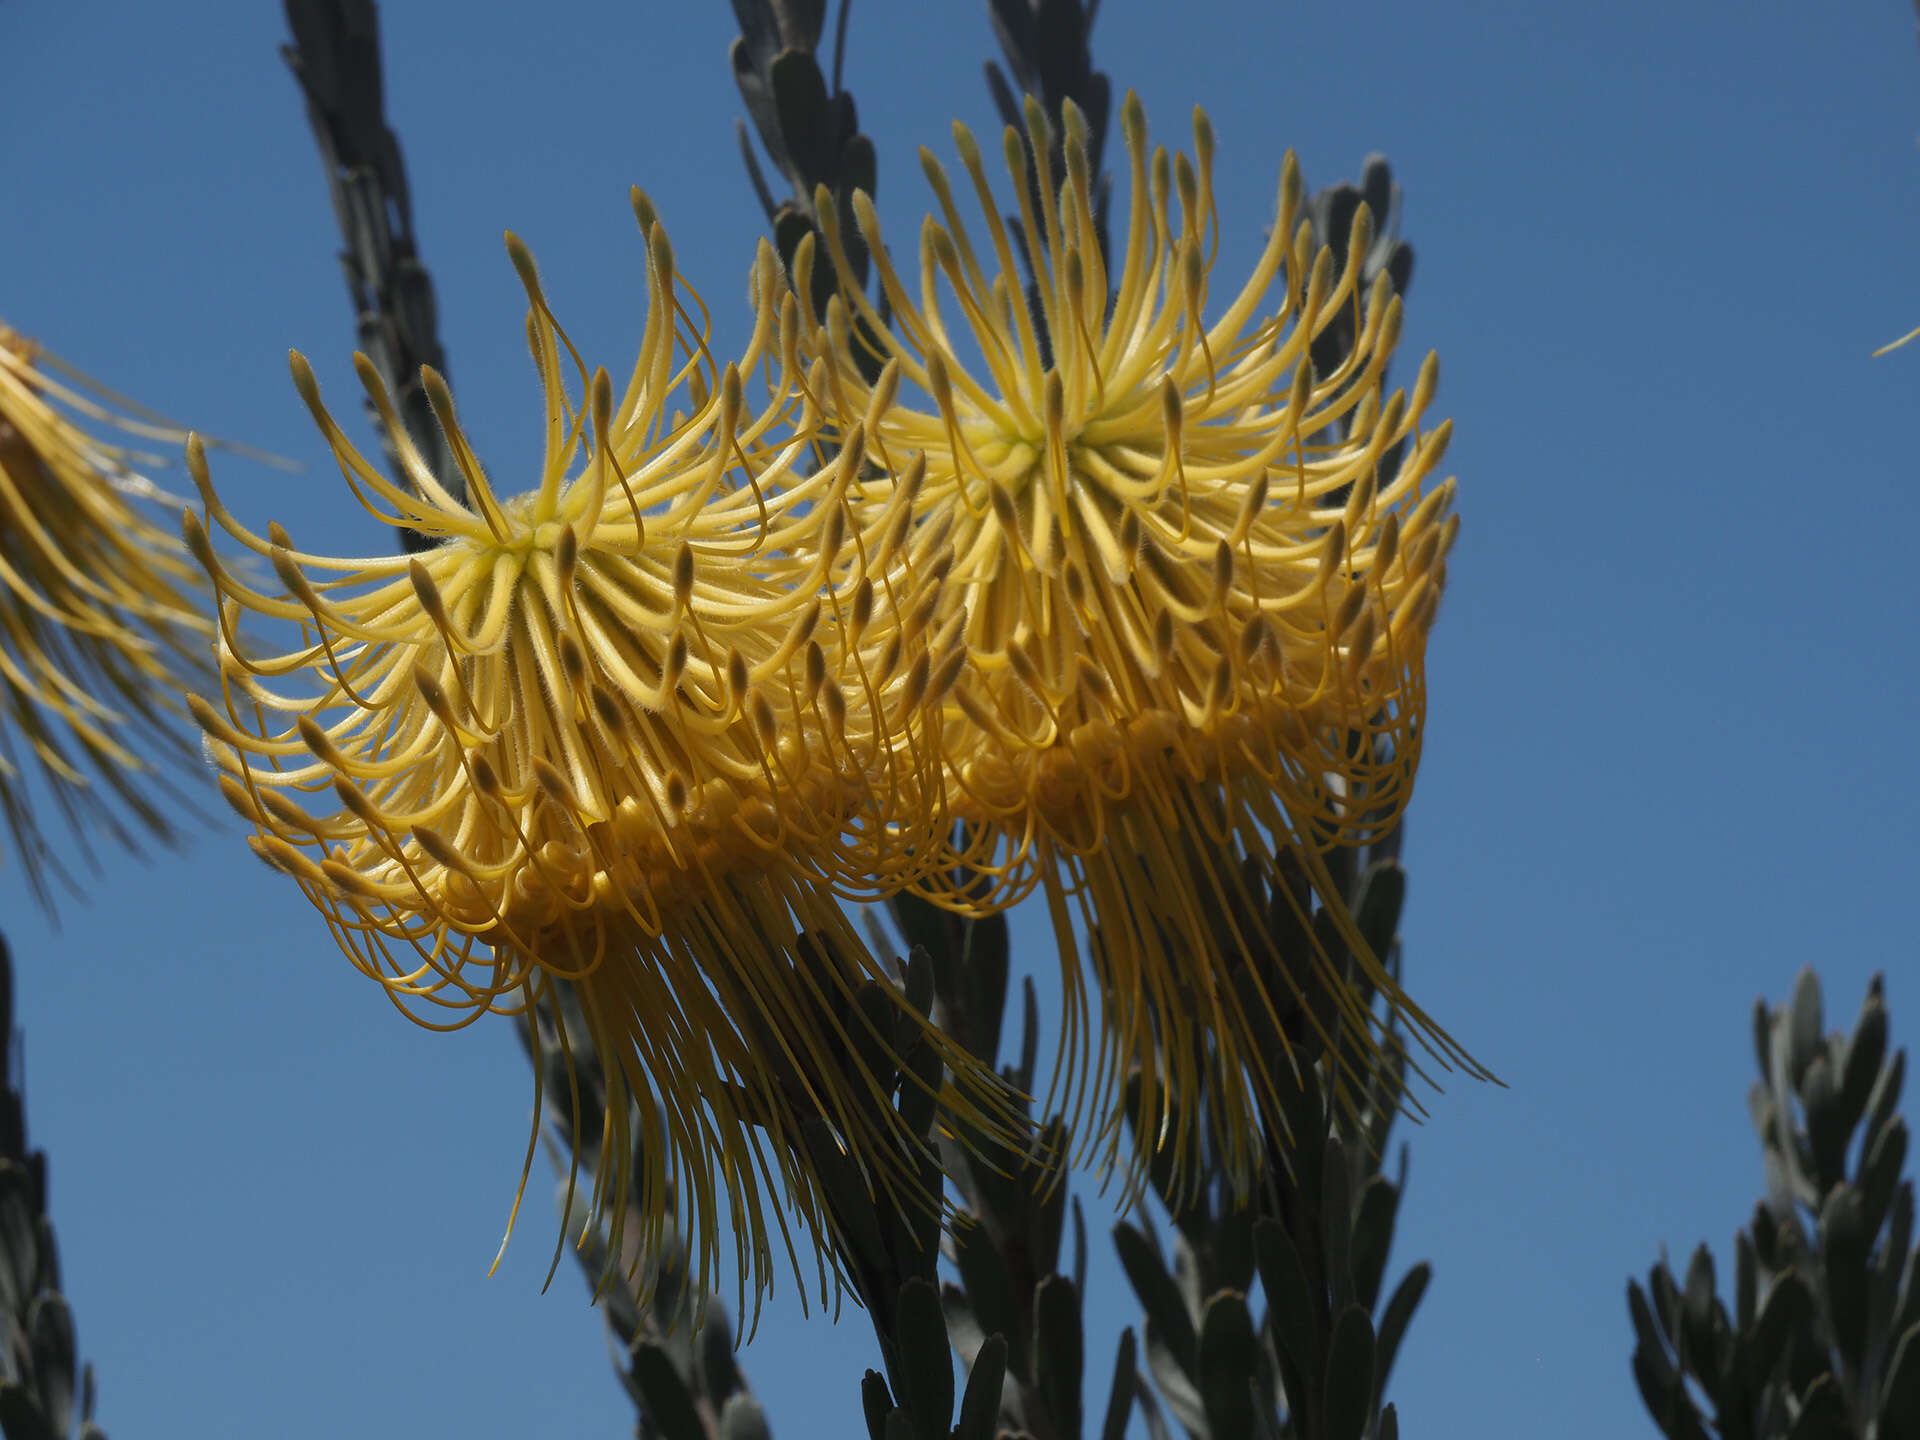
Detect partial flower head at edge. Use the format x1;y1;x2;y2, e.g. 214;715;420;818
0;326;219;907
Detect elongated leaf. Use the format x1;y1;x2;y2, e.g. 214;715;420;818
1145;1319;1209;1439
890;894;957;995
1788;1373;1849;1440
1116;1222;1197;1375
1734;1231;1757;1332
630;1342;706;1440
1028;1122;1069;1274
1868;1052;1907;1157
1680;1246;1720;1394
956;1333;1007;1440
1862;1118;1908;1243
1348;1177;1399;1313
861;1369;893;1440
1322;1135;1354;1315
1034;1276;1083;1440
942;1284;987;1370
802;1118;887;1275
24;1294;73;1440
1372;1262;1430;1416
955;1218;1025;1381
1101;1328;1138;1440
769;48;833;186
1802;1057;1847;1191
1788;968;1823;1088
1323;1305;1376;1440
1881;1321;1920;1438
1352;861;1405;965
1135;1372;1174;1440
1628;1279;1678;1392
1254;1219;1320;1383
1750;1269;1810;1380
1198;1291;1259;1440
896;1278;953;1440
1839;983;1888;1130
1818;1185;1869;1366
719;1394;772;1440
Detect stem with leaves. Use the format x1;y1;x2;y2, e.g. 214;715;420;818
281;0;463;547
0;936;108;1440
1629;970;1920;1440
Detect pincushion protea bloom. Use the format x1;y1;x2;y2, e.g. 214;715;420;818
795;92;1490;1187
186;210;996;1311
0;326;212;902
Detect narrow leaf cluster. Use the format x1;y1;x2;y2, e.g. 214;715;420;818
1630;970;1920;1439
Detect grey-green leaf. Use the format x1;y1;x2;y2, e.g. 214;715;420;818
1322;1134;1354;1315
954;1218;1025;1381
955;1333;1007;1440
24;1293;73;1440
719;1394;773;1440
1789;967;1823;1087
896;1277;954;1440
1115;1222;1197;1376
1818;1185;1869;1366
1880;1321;1920;1436
1680;1246;1718;1385
862;1370;893;1440
1034;1275;1083;1440
630;1342;707;1440
902;944;934;1022
1861;1118;1908;1244
1145;1320;1209;1440
768;49;833;187
1839;984;1887;1130
1348;1177;1400;1313
1372;1262;1430;1417
1254;1219;1321;1384
1101;1328;1138;1440
1750;1268;1810;1380
801;1118;887;1275
1868;1048;1908;1157
1787;1373;1850;1440
961;914;1011;1064
1352;860;1405;964
897;1039;941;1144
1323;1305;1376;1440
1803;1056;1850;1191
0;1387;58;1440
1734;1231;1757;1332
1198;1291;1259;1440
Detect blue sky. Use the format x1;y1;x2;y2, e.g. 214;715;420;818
1;1;1916;1436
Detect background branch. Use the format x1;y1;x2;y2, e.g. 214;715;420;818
281;0;462;549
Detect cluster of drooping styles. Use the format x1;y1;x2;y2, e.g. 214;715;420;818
184;200;1009;1316
792;91;1488;1189
0;325;211;904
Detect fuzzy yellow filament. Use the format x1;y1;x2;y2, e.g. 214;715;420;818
795;92;1489;1191
0;326;212;902
186;207;999;1316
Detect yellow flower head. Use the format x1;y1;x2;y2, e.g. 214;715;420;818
0;325;212;902
186;207;994;1313
795;93;1485;1187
